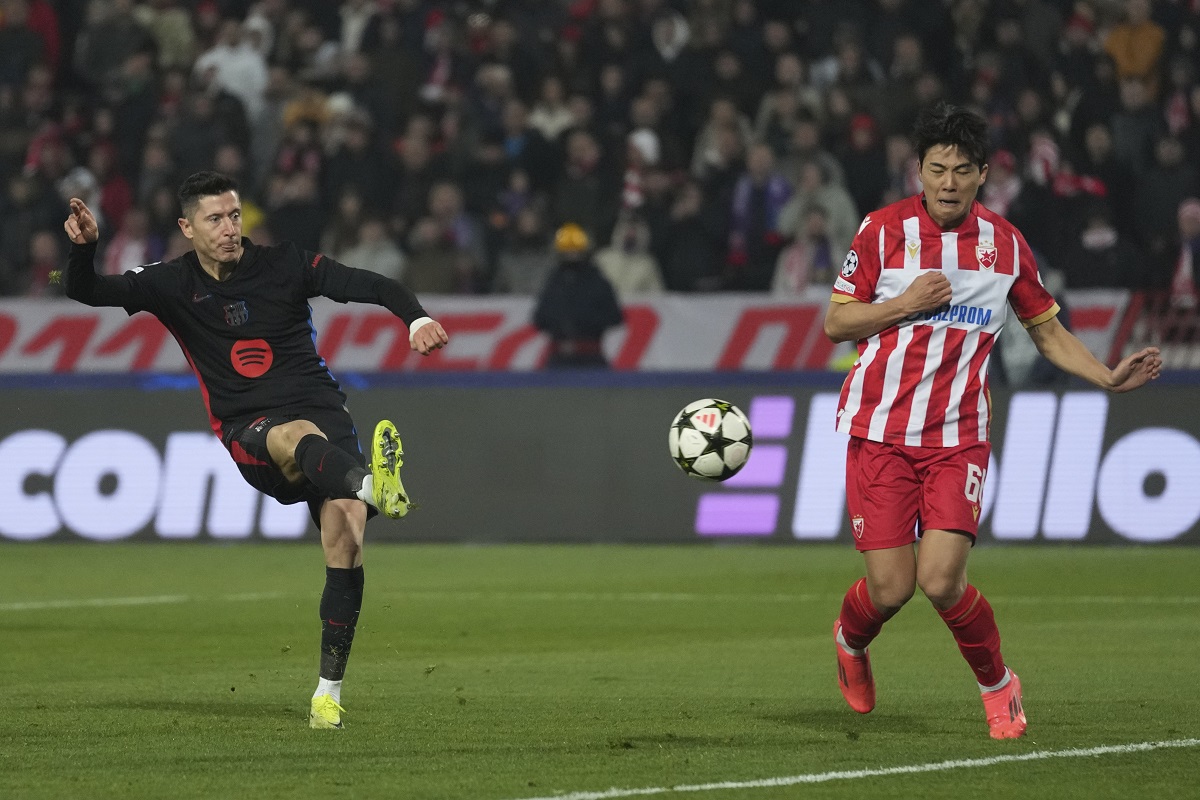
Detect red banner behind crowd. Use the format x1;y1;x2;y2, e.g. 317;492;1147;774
0;291;1128;373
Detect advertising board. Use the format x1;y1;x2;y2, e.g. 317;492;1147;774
2;377;1195;544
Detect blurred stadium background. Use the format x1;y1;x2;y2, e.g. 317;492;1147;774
2;2;1199;799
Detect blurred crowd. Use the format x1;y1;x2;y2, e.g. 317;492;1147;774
3;0;1200;301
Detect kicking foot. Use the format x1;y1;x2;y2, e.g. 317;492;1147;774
834;620;876;714
982;669;1027;739
371;419;414;519
309;694;345;730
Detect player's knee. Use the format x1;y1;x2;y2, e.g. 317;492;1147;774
867;577;915;613
281;420;326;451
917;572;966;610
272;422;327;474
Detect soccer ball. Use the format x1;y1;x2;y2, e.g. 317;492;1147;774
668;398;753;481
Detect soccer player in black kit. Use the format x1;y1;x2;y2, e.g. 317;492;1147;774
63;171;450;729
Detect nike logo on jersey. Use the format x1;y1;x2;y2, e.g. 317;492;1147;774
192;292;212;302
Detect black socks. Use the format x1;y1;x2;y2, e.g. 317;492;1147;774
319;565;364;681
295;433;369;499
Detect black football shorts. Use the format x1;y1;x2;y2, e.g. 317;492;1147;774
222;404;370;526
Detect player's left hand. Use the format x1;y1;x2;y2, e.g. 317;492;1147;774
1109;347;1162;392
411;319;449;355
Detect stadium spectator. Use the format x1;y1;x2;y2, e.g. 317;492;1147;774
264;169;323;251
389;125;451;241
357;7;420;139
134;0;196;72
320;187;365;262
338;216;406;284
1076;122;1137;240
24;228;62;296
1110;76;1162;174
1170;197;1200;307
493;204;556;295
1135;134;1199;280
594;215;664;296
723;142;790;291
552;128;616;245
690;96;753;180
0;173;54;294
0;0;45;91
101;206;163;276
779;114;846;189
771;203;836;296
404;181;486;294
838;113;888;220
498;98;557;192
73;0;152;91
1060;204;1144;288
533;222;624;368
880;132;921;206
528;74;575;144
978;148;1054;258
194;18;270;126
88;142;133;234
777;159;859;271
323;110;394;213
336;0;377;57
656;178;720;292
1105;0;1166;97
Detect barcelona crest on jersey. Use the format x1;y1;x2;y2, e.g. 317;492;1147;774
224;300;249;326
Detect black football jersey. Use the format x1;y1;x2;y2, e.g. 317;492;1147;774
67;238;427;437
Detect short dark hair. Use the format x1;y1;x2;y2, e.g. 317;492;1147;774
178;171;239;219
913;103;989;168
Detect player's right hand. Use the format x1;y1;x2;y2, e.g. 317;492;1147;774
411;319;449;355
63;198;99;244
902;272;952;313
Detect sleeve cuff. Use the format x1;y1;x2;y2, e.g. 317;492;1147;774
408;316;434;343
1021;303;1060;329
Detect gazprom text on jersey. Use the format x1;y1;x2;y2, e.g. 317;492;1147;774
909;303;993;325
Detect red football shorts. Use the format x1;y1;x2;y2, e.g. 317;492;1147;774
844;437;991;551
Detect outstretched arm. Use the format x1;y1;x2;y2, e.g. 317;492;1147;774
307;252;449;354
1027;316;1161;392
62;197;142;307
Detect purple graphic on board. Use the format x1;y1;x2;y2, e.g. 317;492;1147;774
695;396;795;536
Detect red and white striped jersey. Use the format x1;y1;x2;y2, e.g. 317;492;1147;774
831;195;1059;447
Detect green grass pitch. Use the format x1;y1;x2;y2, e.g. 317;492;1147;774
2;544;1198;800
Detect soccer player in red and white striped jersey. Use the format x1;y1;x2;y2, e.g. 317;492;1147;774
824;104;1162;739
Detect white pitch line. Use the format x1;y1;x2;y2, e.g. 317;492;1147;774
0;591;286;612
510;738;1200;800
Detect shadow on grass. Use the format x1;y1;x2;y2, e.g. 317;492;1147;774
758;706;933;736
80;699;295;719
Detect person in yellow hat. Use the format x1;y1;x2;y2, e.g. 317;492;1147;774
533;223;624;368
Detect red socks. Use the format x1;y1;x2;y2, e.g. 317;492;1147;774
936;584;1006;687
838;578;1007;687
837;577;885;651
